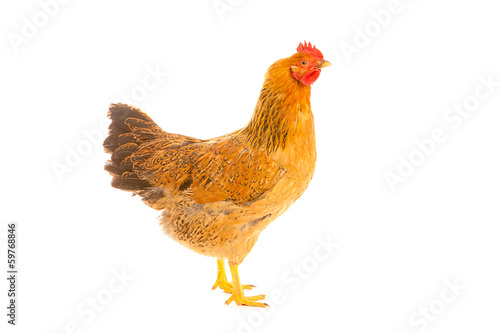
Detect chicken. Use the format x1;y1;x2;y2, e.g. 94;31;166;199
103;41;330;307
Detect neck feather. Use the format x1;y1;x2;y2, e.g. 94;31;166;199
244;62;312;153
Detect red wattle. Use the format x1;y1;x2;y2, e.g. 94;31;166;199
300;69;320;85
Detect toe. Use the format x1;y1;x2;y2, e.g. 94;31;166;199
241;284;256;290
225;293;268;308
246;294;266;301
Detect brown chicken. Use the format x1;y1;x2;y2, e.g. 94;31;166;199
103;42;330;307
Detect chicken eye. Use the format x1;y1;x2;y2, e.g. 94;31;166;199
301;60;308;66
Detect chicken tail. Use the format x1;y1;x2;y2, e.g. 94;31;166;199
103;103;163;192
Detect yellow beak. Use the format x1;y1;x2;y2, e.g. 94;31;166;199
319;60;332;68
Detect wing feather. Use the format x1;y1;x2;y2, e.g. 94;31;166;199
131;132;286;205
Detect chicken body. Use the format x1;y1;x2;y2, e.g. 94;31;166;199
104;42;329;307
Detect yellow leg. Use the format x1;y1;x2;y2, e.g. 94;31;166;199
212;259;255;294
224;263;268;308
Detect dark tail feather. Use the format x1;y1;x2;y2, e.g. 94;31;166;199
103;103;160;192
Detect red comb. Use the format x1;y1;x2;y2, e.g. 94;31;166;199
297;41;323;59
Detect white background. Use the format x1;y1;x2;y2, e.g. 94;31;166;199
1;0;499;332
